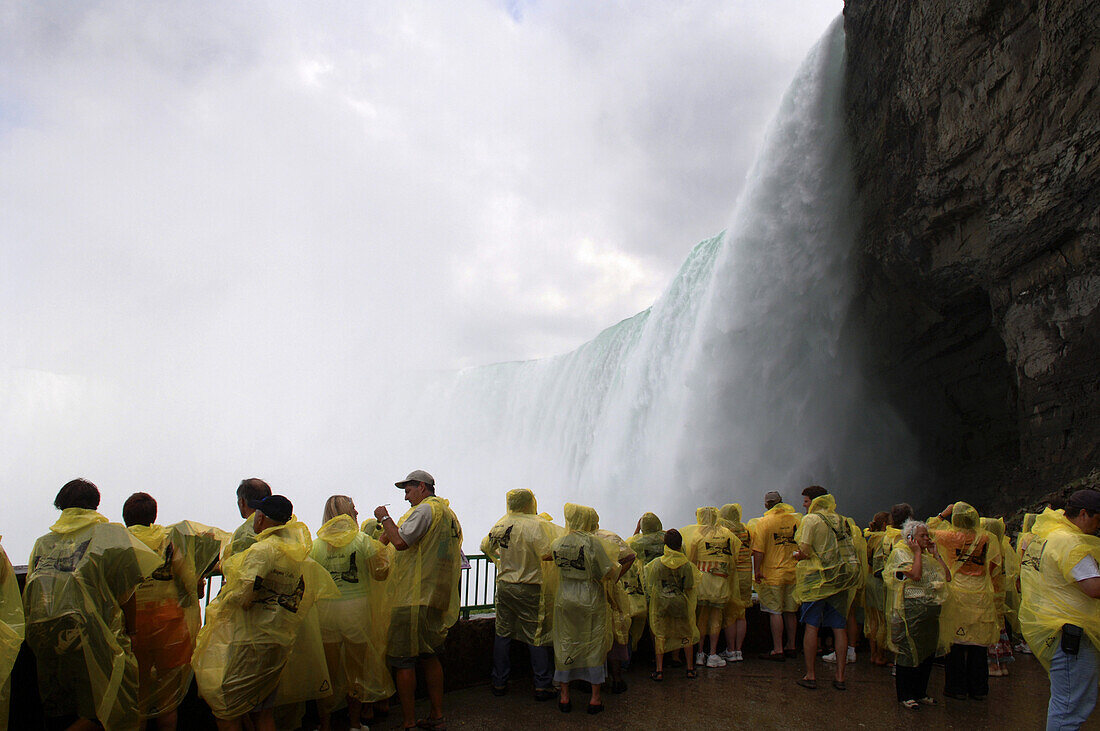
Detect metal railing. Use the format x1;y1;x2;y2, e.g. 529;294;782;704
199;553;498;620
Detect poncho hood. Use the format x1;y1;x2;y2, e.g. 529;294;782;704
50;508;108;535
951;502;980;531
564;503;599;533
695;507;719;526
257;517;313;561
128;523;169;552
808;494;837;516
639;512;663;533
660;545;690;569
720;503;743;525
506;488;537;515
317;515;359;548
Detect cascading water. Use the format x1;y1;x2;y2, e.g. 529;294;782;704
398;17;919;540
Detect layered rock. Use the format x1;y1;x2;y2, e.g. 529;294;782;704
842;0;1099;512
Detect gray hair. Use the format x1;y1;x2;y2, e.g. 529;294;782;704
901;518;927;542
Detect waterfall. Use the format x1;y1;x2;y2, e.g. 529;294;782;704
395;17;918;539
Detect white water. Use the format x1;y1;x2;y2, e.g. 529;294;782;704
395;17;920;541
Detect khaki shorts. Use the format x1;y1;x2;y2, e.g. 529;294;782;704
757;583;797;614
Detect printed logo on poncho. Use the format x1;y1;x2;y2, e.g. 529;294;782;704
497;525;513;550
252;573;307;613
659;574;687;597
34;539;92;574
772;528;797;546
1021;539;1046;573
152;543;175;581
331;552;359;584
554;545;587;571
702;540;733;557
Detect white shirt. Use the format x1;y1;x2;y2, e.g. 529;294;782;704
1070;555;1100;582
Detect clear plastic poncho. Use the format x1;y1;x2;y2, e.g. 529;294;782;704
627;513;666;567
0;538;25;729
933;502;1003;647
480;489;559;647
193;517;339;719
128;521;224;720
883;542;948;666
750;503;801;585
23;509;162;731
862;529;888;646
595;528;641;646
310;514;395;706
682;508;740;616
642;546;700;654
1020;507;1100;671
793;495;862;612
222;515;258;563
387;496;463;658
718;504;752;623
548;504;617;673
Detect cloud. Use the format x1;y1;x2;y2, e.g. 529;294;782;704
0;1;842;556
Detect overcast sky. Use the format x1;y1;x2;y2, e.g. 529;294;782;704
0;1;842;556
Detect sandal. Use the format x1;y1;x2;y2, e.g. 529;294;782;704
685;668;698;679
918;696;937;705
900;699;920;710
650;670;663;682
416;718;446;731
796;678;817;690
832;680;846;690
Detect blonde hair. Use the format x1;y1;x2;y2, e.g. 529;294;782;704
323;495;356;523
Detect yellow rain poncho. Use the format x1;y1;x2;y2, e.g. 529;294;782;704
23;508;162;731
0;538;25;729
193;517;339;720
128;521;224;720
643;546;700;654
222;514;259;563
718;504;752;623
683;508;739;636
359;517;384;541
480;489;559;647
793;495;862;615
883;541;948;666
548;504;617;678
981;517;1018;630
862;529;888;647
595;528;641;648
750;503;800;585
1017;513;1038;557
627;513;666;567
387;496;463;658
1020;507;1100;671
934;503;1003;647
311;514;395;707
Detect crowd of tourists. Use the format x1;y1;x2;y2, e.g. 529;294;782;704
0;474;1098;731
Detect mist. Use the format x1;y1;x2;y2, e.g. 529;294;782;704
2;2;848;559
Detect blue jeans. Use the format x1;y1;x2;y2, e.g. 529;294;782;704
492;635;553;691
1047;634;1099;730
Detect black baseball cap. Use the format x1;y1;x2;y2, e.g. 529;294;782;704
248;495;293;523
1067;490;1100;514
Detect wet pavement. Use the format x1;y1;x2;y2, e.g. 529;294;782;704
398;652;1057;730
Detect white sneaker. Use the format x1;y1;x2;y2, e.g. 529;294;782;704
695;651;706;665
734;650;744;662
718;649;736;661
706;654;727;668
822;651;837;663
847;646;856;663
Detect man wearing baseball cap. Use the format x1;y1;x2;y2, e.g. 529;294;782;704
751;490;802;660
375;470;463;731
193;492;338;729
1020;489;1100;729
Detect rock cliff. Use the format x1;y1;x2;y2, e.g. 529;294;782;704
842;0;1099;513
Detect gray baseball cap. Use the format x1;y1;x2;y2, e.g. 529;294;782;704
396;469;435;488
764;490;783;504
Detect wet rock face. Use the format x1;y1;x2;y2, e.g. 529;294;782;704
843;0;1100;510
